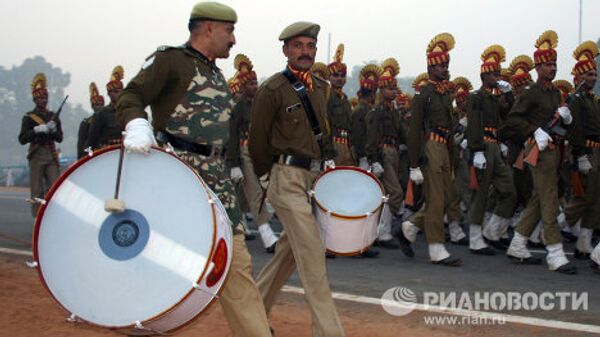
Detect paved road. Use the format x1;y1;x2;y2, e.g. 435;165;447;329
1;188;598;330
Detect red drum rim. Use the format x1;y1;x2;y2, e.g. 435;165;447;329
32;145;225;331
312;166;385;220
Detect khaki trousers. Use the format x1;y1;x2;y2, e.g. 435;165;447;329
220;231;273;337
256;163;345;337
28;147;59;217
409;140;455;243
468;143;516;225
382;146;404;214
515;145;562;244
333;141;355;166
240;145;272;225
565;148;600;230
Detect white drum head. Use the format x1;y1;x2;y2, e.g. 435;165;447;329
313;167;383;217
35;148;216;327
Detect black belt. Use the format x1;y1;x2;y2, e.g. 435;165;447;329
157;131;226;157
274;154;313;170
431;127;450;140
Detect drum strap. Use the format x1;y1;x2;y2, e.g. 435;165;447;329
281;68;323;139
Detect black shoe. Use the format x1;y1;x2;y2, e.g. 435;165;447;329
527;240;545;249
325;251;337;259
589;261;600;274
393;228;414;258
450;237;468;246
245;232;257;241
561;230;578;243
574;249;590;260
470;247;496;256
265;242;277;254
375;239;399;249
485;238;508;251
507;255;542;265
555;262;577;274
432;256;462;267
360;248;380;258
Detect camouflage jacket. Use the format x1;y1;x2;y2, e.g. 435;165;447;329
117;43;234;162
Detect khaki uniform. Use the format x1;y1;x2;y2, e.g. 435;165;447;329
466;89;516;226
503;83;564;244
117;44;272;337
77;116;92;159
87;105;123;150
366;103;405;214
407;82;456;244
565;93;600;230
18;109;62;217
249;71;344;337
229;96;273;225
351;101;369;161
327;90;355;166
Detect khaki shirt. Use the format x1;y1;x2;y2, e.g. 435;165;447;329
249;72;333;177
229;96;252;167
327;90;353;131
466;89;512;152
568;92;600;156
88;104;122;149
365;103;404;163
503;82;562;140
407;82;455;168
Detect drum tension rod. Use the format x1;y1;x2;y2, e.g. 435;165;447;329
134;320;168;335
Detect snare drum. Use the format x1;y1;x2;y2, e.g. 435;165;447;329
33;146;232;335
312;166;385;255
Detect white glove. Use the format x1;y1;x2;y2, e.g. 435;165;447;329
578;155;592;174
473;151;487;169
409;167;424;185
557;106;572;125
534;127;553;151
259;173;269;190
453;132;464;145
371;162;384;177
399;144;408;151
33;124;49;134
359;157;369;170
230;167;243;182
123;118;156;154
459;116;468;128
460;139;468;150
500;143;509;158
324;159;335;170
47;120;57;133
496;80;512;93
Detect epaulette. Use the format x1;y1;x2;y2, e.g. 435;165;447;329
156;45;180;52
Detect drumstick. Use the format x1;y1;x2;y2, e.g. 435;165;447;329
104;144;126;213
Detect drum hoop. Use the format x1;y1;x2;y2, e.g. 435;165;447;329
32;144;223;330
312;166;385;220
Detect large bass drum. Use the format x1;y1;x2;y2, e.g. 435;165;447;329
33;146;232;335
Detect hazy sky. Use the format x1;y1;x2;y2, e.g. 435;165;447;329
2;0;599;111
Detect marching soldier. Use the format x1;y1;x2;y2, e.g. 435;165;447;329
327;44;355;166
116;2;273;335
77;82;105;159
365;57;405;248
88;66;125;150
564;41;600;262
228;53;279;253
249;21;345;337
18;73;63;217
504;30;576;274
466;44;516;255
397;33;462;266
352;64;382;171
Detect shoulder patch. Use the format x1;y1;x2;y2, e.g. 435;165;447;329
156;45;177;52
142;55;155;70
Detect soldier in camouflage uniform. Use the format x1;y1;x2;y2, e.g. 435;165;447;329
116;3;273;336
18;73;63;217
88;66;125;150
228;53;279;253
77;82;105;159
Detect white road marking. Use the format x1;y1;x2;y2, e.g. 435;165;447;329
282;286;600;334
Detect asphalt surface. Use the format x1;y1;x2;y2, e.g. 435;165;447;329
1;188;598;329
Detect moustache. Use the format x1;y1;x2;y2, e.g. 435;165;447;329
298;55;313;61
